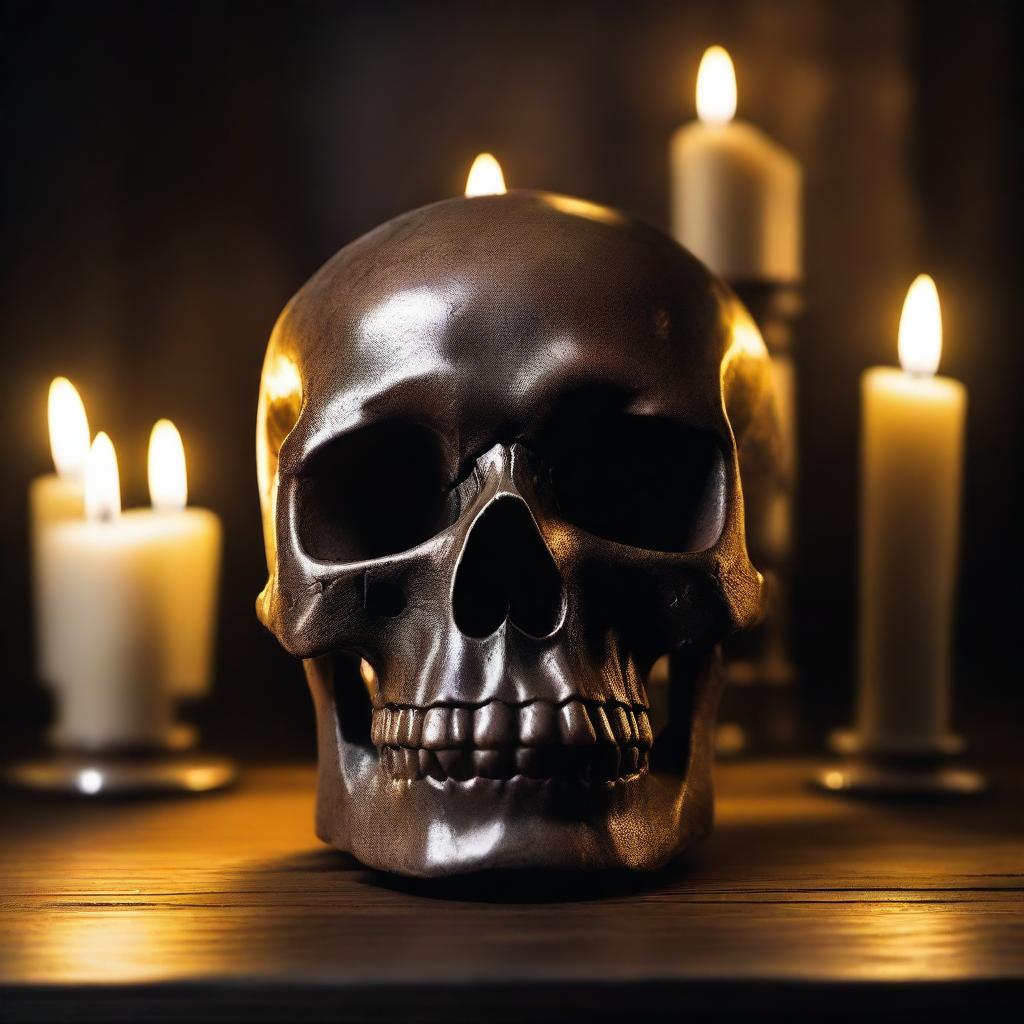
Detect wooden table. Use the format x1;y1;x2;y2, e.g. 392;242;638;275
2;759;1023;1021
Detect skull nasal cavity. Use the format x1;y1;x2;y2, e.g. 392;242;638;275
452;497;563;639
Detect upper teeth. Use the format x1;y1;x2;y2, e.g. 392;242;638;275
370;699;654;783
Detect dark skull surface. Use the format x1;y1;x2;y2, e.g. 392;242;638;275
256;191;779;876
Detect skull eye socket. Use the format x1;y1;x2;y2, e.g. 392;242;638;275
542;413;726;553
296;420;456;562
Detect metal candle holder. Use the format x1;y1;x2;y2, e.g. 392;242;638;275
718;279;803;755
814;726;986;798
6;707;236;797
814;272;983;799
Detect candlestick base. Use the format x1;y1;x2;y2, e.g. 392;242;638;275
46;722;198;753
812;761;987;798
827;728;966;758
3;751;237;796
815;724;987;798
720;279;802;753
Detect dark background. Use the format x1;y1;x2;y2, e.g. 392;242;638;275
1;0;1019;759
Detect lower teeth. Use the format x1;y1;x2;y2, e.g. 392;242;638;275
379;744;649;783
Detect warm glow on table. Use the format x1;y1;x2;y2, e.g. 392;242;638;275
3;759;1019;1011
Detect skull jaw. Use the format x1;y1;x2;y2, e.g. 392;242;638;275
305;654;721;877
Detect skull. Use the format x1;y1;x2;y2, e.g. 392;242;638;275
256;191;778;876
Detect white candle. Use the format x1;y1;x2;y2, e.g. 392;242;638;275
31;377;90;686
144;420;222;700
38;424;221;749
857;275;965;752
39;433;172;747
670;46;801;282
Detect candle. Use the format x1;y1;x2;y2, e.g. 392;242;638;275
465;152;506;196
144;419;222;700
670;46;801;283
672;49;803;716
31;377;90;525
31;377;91;686
37;423;221;749
38;432;170;747
857;275;965;752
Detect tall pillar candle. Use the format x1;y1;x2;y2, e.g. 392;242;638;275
857;275;965;751
31;377;90;686
671;47;803;708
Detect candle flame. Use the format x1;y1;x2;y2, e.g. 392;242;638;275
85;432;121;523
148;419;188;512
47;377;91;482
898;274;942;376
696;46;737;126
465;153;506;197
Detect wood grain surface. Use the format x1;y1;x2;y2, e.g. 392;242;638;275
2;758;1023;1021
